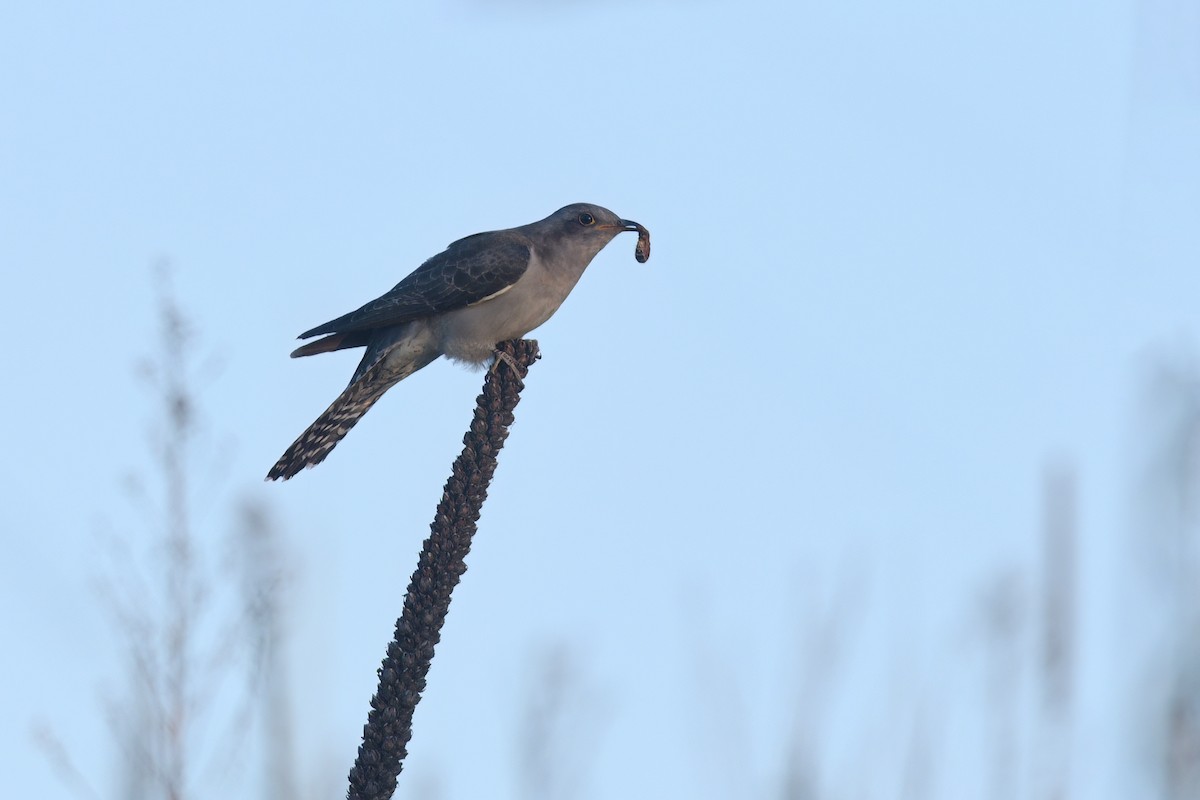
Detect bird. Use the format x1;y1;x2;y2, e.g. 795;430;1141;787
266;202;650;481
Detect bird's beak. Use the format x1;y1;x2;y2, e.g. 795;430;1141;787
598;220;645;234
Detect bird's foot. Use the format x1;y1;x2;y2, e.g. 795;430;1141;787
490;348;524;387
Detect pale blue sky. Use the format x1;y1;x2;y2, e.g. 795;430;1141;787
2;1;1198;798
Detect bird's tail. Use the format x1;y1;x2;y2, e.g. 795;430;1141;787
266;361;404;481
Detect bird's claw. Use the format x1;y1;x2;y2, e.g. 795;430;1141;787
491;348;524;386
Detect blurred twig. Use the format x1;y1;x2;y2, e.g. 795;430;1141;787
39;264;294;800
1037;465;1076;800
1138;354;1200;799
518;644;606;800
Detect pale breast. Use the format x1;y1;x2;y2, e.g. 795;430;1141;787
433;251;588;364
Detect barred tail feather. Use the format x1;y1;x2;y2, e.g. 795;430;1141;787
266;365;402;481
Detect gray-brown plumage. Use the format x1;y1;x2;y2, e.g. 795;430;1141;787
267;203;650;481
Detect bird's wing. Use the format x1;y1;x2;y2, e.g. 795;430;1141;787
298;232;532;339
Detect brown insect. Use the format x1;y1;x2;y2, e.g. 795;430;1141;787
634;225;651;263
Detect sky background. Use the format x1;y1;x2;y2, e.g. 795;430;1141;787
2;1;1199;798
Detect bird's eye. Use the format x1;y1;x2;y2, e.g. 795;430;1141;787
577;213;595;226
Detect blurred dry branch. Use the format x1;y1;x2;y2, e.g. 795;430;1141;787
107;264;212;800
1038;466;1076;800
781;570;864;800
232;500;298;800
980;568;1027;800
40;265;296;800
346;339;540;800
517;644;606;800
1138;355;1200;799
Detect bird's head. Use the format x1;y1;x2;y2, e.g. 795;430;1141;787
537;203;649;262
